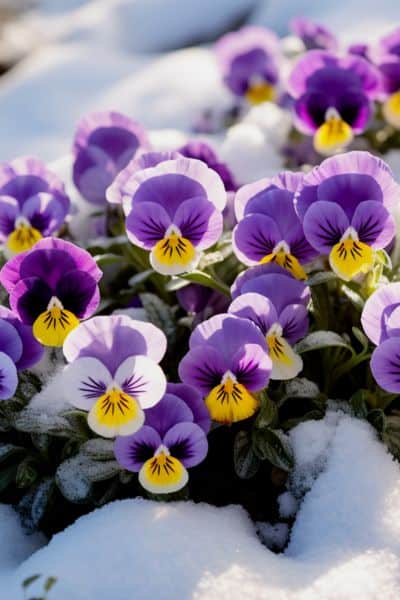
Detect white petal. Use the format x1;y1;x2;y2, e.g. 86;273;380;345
270;338;303;381
62;357;113;410
114;355;167;409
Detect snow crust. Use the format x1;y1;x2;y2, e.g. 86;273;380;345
3;412;400;599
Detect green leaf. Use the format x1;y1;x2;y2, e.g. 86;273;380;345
280;378;321;401
81;439;114;460
22;574;41;589
176;270;231;297
252;428;294;471
306;272;337;286
128;269;153;292
0;463;18;493
368;408;386;434
16;458;38;489
0;443;26;464
350;390;370;419
44;576;58;593
254;391;277;429
233;431;261;479
139;293;177;344
295;331;354;354
383;416;400;459
352;327;369;353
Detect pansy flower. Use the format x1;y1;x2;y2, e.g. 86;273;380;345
215;26;280;105
72;111;150;206
0;157;70;254
0;238;102;347
62;315;167;438
0;310;44;400
374;29;400;128
114;383;210;494
295;152;398;281
288;50;381;155
179;314;271;424
177;141;238;192
232;171;317;279
290;17;338;52
361;283;400;392
123;157;226;275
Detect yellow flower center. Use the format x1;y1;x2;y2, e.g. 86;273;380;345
88;387;144;438
7;221;42;254
151;229;197;275
139;447;188;494
32;297;79;347
313;108;353;156
245;81;276;105
329;228;374;281
260;249;306;280
382;90;400;129
205;373;259;424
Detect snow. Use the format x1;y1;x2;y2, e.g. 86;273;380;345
278;492;298;519
2;412;400;599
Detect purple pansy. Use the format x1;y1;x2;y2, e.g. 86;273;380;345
290;17;338;51
232;171;317;279
72;111;150;206
62;315;167;438
229;276;309;380
0;157;70;255
294;151;398;281
177;140;237;192
114;386;209;494
361;283;400;392
373;29;400;128
0;307;43;370
215;26;280;105
0;237;102;347
123;157;226;275
179;313;271;424
288;50;381;154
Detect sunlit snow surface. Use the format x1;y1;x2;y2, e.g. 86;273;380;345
2;412;400;599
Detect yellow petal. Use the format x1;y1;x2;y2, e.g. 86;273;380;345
205;378;259;424
329;239;374;281
33;307;79;347
151;233;198;275
139;453;188;494
266;335;303;380
88;389;144;438
313;117;353;156
382;91;400;129
245;82;276;105
260;251;307;280
7;225;42;254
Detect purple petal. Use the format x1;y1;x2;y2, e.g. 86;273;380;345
144;393;194;438
233;214;281;265
0;306;43;370
125;202;170;251
228;292;278;336
303;201;349;253
279;304;309;344
55;271;99;319
22;193;69;235
10;277;53;324
230;343;272;391
371;338;400;393
351;201;395;248
114;425;162;472
63;315;167;375
163;422;208;468
166;382;211;433
0;196;19;240
19;248;76;288
178;344;227;395
361;282;400;345
0;319;23;363
0;352;18;400
173;197;223;250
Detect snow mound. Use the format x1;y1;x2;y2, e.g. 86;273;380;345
4;413;400;599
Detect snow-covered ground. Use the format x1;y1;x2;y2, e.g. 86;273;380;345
2;411;400;599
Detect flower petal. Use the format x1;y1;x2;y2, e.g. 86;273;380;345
114;355;166;409
233;214;281;265
144;393;194;438
0;351;18;400
303;201;349;253
62;357;113;410
371;338;400;393
351;201;395;248
163;422;208;468
114;426;162;471
125;201;170;250
228;292;278;336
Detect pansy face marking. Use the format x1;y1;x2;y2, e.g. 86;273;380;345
329;226;373;281
260;240;307;280
383;91;400;128
139;444;188;494
151;226;197;273
205;370;259;424
245;76;276;105
88;387;144;438
33;296;79;347
313;108;353;156
7;217;42;254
